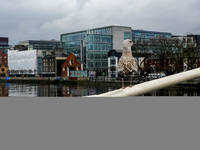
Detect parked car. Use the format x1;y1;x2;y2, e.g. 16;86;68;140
158;73;166;78
147;73;166;79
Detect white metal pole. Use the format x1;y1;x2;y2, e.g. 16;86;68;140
86;68;200;97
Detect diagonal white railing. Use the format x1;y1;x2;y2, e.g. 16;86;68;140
86;68;200;97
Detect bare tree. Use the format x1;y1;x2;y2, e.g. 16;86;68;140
132;39;151;75
149;37;171;74
149;37;196;74
182;39;198;70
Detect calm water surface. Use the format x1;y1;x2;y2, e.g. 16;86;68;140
0;83;200;97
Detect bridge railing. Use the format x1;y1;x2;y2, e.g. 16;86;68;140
86;68;200;97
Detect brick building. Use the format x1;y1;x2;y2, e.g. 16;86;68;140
0;51;8;77
42;55;56;77
0;51;8;67
42;53;68;77
0;37;9;53
61;53;81;77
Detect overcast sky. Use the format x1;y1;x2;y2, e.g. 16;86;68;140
1;0;200;45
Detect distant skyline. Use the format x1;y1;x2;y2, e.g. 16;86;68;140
1;0;200;46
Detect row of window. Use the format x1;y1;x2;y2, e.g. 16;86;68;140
0;56;7;58
43;63;54;67
62;41;81;48
132;32;171;38
87;43;113;51
61;32;86;42
87;27;112;35
86;35;113;43
87;52;108;60
43;68;55;72
87;60;108;68
43;59;54;62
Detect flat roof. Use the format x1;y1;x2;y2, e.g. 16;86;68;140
132;29;171;35
60;25;132;36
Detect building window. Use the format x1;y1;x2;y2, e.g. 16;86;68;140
111;59;116;65
124;32;131;40
42;51;46;57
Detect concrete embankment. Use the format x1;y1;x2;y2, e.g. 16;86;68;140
0;76;122;85
0;76;200;86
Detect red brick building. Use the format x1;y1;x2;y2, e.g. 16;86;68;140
0;37;9;53
0;51;8;77
61;53;81;77
0;51;8;67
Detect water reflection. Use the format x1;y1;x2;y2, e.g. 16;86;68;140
0;83;9;96
0;83;199;97
1;83;122;97
144;85;200;96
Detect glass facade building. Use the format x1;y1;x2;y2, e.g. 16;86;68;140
132;30;171;42
86;27;113;72
132;30;172;54
61;26;132;72
61;31;86;58
19;40;60;50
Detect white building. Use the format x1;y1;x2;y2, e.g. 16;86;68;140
8;49;53;76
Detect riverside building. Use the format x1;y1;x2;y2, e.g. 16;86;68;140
61;25;132;74
0;37;9;53
18;39;60;50
8;49;54;77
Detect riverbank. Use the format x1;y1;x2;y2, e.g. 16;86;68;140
1;76;200;86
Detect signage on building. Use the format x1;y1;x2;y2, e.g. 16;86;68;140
70;71;87;77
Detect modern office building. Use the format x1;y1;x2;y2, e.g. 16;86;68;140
186;34;200;49
18;39;61;50
61;25;132;73
132;29;171;42
132;29;172;54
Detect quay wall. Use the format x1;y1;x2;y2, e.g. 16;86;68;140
0;76;200;86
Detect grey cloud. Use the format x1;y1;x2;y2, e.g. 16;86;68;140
1;0;200;45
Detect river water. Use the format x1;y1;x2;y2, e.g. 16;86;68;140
0;83;200;97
